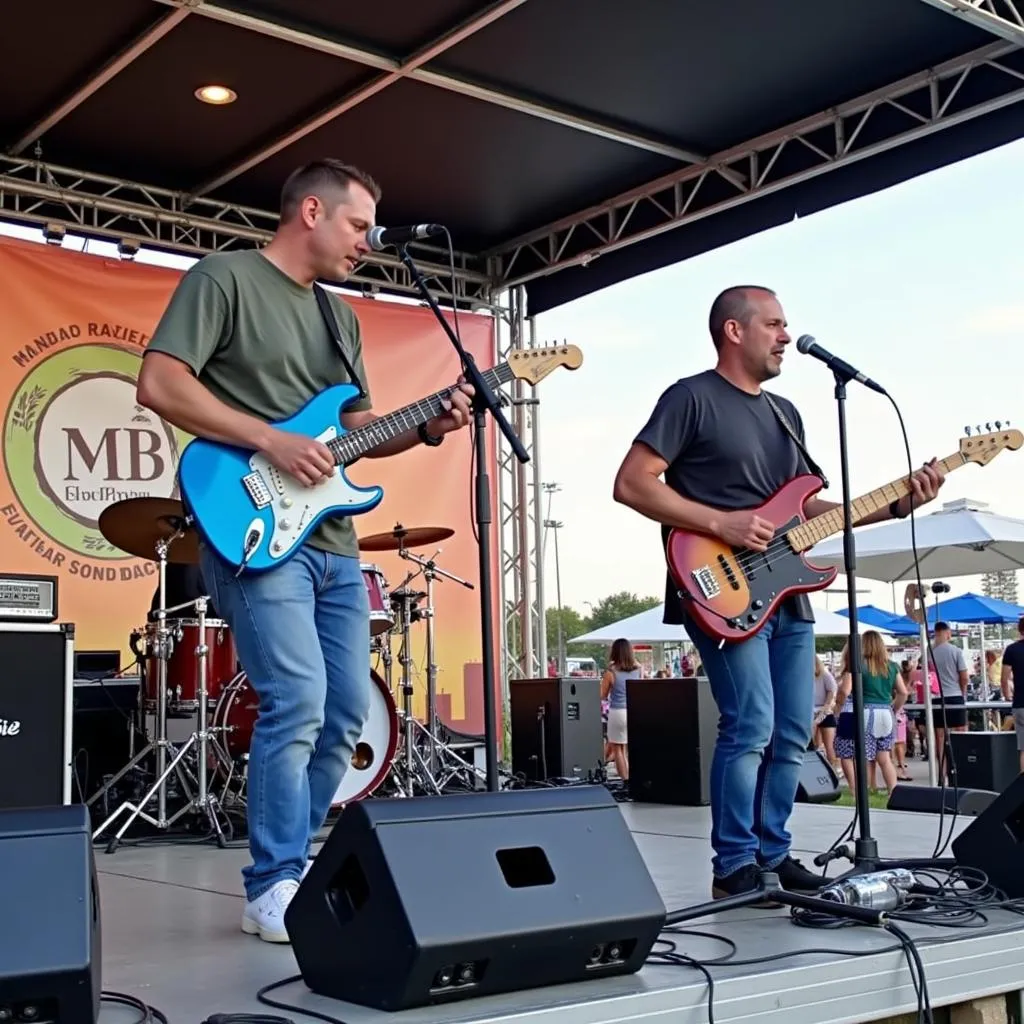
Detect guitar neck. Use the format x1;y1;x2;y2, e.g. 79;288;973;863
788;451;968;553
328;362;513;464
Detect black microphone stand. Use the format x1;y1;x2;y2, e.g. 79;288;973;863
824;369;950;876
396;244;529;793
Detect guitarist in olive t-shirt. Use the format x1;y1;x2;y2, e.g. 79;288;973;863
136;160;473;944
613;285;946;902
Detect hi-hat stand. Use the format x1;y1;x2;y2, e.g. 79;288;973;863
387;540;505;796
90;530;227;852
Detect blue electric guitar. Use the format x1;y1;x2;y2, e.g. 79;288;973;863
177;344;582;572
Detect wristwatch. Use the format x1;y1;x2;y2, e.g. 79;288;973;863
418;422;444;447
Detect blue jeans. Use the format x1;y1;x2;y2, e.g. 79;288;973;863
684;603;815;878
200;544;371;901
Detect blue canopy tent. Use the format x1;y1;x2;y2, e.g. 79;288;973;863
837;604;920;636
926;592;1024;626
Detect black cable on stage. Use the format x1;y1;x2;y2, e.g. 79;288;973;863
100;990;169;1024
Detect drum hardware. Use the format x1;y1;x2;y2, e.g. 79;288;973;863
383;535;494;796
90;499;229;851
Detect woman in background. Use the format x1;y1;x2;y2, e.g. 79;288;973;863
835;630;908;796
600;638;640;782
812;656;838;768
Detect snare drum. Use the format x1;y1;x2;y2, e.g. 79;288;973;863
143;618;237;715
212;668;398;807
361;563;394;637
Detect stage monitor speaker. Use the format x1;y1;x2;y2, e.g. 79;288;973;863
952;773;1024;898
0;803;101;1024
795;749;841;803
948;731;1019;794
0;624;74;810
509;678;603;781
286;785;666;1011
626;677;718;805
887;784;997;816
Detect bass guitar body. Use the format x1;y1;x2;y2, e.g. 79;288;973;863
665;475;837;643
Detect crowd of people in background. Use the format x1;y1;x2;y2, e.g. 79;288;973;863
590;615;1024;792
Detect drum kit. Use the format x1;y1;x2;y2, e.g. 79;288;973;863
88;496;491;852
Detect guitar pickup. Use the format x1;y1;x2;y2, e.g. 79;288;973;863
717;553;741;591
242;472;272;509
691;565;720;599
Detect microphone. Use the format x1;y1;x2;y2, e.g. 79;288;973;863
366;224;444;251
795;335;885;394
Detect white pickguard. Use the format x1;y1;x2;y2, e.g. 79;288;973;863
246;426;366;561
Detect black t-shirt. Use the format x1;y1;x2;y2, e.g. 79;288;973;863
1002;638;1024;709
634;369;821;626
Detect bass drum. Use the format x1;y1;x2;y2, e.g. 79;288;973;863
212;668;399;807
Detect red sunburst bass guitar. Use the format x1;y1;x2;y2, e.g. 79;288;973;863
665;427;1022;643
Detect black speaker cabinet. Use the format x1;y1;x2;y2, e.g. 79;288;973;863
0;624;75;810
796;749;841;803
0;803;101;1023
286;785;666;1011
953;772;1024;898
627;677;718;805
509;677;603;781
948;731;1019;794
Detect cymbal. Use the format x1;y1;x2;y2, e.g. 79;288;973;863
359;524;454;552
98;497;199;564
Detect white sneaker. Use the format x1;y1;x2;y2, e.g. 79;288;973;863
241;879;299;943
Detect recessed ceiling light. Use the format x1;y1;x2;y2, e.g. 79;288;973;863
195;85;237;105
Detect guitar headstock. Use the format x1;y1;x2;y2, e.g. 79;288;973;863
507;344;583;385
960;421;1023;466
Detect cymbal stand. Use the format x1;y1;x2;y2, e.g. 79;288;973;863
91;535;180;846
393;586;439;797
398;546;473;775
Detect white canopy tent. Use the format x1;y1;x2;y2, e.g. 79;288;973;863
568;604;892;645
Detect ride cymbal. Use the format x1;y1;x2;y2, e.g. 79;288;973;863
98;497;199;564
358;524;454;552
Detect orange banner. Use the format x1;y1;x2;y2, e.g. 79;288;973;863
0;235;499;737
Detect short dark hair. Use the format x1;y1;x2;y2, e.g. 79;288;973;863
1018;615;1024;634
935;621;950;633
279;159;382;222
708;285;776;350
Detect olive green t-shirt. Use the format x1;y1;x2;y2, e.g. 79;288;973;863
145;249;372;558
861;661;899;705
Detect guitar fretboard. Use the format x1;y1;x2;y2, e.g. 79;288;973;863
787;452;967;553
327;362;515;464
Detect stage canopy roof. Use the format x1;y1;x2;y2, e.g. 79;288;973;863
2;0;1024;310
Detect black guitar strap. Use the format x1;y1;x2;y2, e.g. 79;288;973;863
763;392;829;489
313;283;367;400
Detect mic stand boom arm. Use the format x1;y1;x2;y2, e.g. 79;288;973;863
395;243;529;793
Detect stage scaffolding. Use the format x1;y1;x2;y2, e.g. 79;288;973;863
0;156;549;742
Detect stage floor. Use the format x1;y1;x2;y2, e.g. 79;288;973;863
95;798;1024;1024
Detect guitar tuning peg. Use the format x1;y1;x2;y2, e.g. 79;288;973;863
996;421;1002;430
976;425;982;436
986;422;992;432
965;426;972;436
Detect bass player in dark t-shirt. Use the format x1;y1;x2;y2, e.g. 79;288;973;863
613;285;946;900
1000;616;1024;774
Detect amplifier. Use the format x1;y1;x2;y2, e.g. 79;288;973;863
0;623;74;810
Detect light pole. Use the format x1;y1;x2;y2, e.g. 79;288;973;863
544;518;565;675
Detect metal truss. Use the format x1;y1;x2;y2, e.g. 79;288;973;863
496;287;546;709
0;155;491;305
918;0;1024;44
490;39;1024;289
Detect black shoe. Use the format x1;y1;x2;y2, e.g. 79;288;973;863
711;864;780;907
768;855;824;893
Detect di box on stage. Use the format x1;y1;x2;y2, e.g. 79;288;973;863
0;803;101;1024
286;785;666;1011
952;772;1024;899
0;623;75;810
